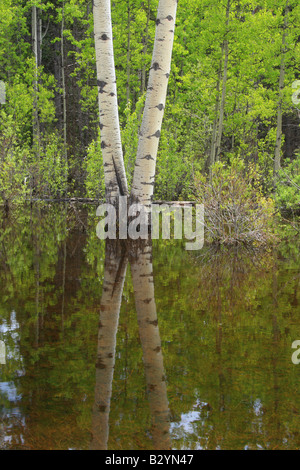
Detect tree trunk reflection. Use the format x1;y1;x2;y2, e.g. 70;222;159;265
91;240;170;450
130;241;171;450
90;242;128;450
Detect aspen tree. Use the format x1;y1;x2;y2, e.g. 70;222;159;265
93;0;129;202
131;0;178;207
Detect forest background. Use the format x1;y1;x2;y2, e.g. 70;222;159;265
0;0;300;226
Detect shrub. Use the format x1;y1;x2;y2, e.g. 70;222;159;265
0;110;29;203
276;153;300;213
154;127;196;201
84;133;105;199
37;134;68;198
195;159;276;245
121;95;145;190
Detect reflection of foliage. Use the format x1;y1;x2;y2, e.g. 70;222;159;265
0;206;299;449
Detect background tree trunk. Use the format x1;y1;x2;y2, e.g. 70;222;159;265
215;37;229;162
126;0;131;104
32;6;40;150
215;0;231;164
209;57;222;176
274;1;289;176
61;2;67;162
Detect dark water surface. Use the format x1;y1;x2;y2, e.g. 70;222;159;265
0;204;299;450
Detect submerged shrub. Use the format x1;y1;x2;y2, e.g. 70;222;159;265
195;159;276;245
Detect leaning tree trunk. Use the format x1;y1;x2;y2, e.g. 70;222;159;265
130;241;171;450
131;0;178;208
93;0;128;202
274;1;289;176
90;242;128;450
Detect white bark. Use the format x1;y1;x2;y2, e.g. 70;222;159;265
131;0;178;207
93;0;128;202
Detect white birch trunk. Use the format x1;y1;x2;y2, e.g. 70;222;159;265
93;0;128;202
131;0;178;207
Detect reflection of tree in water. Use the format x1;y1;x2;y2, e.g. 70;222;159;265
130;242;171;450
185;244;300;450
1;206;300;449
194;245;274;312
90;242;128;450
196;247;274;447
91;240;170;450
0;204;81;449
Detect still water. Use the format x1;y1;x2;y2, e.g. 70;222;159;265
0;204;299;450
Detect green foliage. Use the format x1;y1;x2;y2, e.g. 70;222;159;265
121;94;145;189
0;110;30;202
84;133;105;199
0;0;300;205
276;153;300;211
0;107;68;202
154;123;197;201
195;159;276;245
36;134;68;197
